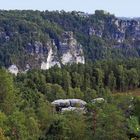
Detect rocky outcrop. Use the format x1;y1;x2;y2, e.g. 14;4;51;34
7;31;85;74
26;32;85;70
41;45;60;70
8;65;19;75
89;18;140;43
60;32;85;65
51;99;87;112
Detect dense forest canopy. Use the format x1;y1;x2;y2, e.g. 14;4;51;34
1;10;140;140
0;59;140;139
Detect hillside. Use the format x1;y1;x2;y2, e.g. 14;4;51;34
0;10;140;73
1;10;140;140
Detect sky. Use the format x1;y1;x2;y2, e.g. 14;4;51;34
0;0;139;17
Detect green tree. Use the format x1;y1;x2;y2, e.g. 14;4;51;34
108;71;116;92
127;116;140;138
116;65;127;91
71;72;82;88
45;112;87;140
133;97;140;123
84;88;97;102
127;68;139;89
62;70;71;93
8;111;27;140
93;104;128;140
73;88;84;99
93;68;104;88
0;69;15;114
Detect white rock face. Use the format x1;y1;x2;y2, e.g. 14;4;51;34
41;62;48;70
52;99;87;107
41;61;60;70
8;65;19;75
61;47;85;65
41;47;60;70
46;47;53;69
76;55;85;64
60;32;85;65
52;99;70;106
61;52;73;64
52;99;87;113
61;49;85;65
91;98;105;103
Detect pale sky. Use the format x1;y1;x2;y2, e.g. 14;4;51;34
0;0;139;17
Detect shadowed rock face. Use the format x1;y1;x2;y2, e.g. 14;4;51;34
89;18;140;43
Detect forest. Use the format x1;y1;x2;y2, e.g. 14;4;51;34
1;10;140;140
0;10;139;68
1;59;140;140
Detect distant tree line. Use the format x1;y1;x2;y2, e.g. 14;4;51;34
15;59;140;102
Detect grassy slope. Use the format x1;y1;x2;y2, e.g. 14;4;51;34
116;89;140;96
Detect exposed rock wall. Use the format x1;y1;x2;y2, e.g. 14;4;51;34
8;31;85;74
89;18;140;43
60;31;85;65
